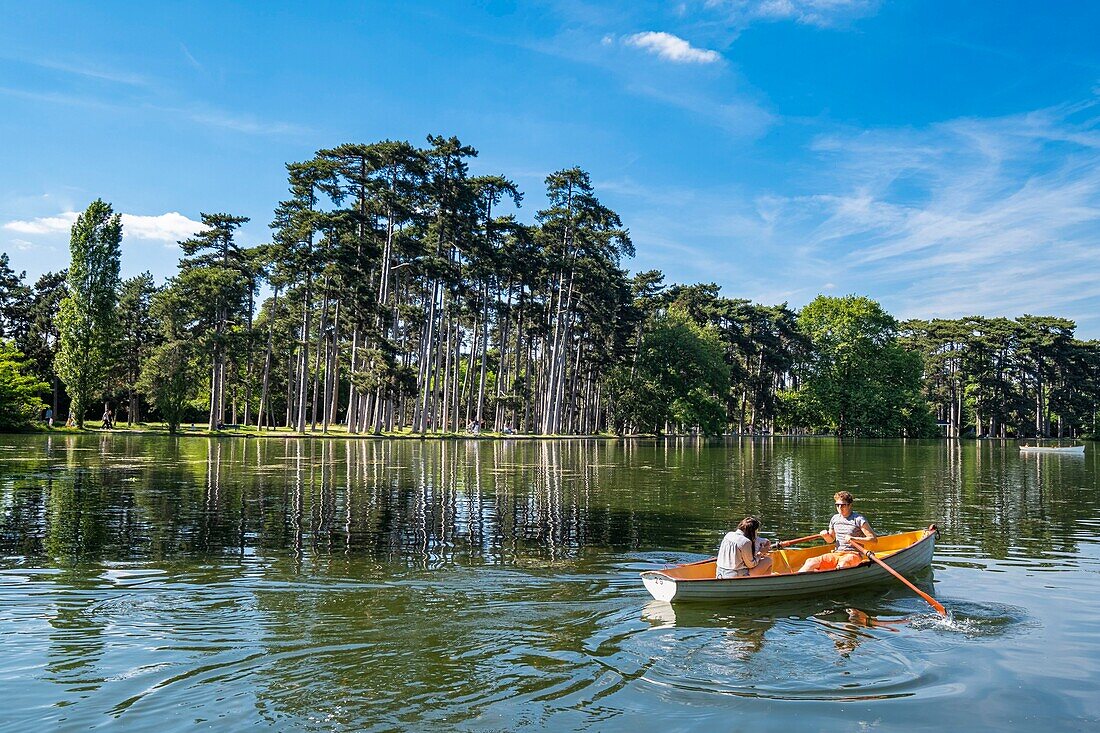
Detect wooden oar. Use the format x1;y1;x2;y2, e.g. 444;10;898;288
777;533;825;548
849;538;947;617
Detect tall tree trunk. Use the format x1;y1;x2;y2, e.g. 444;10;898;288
310;277;331;430
476;287;490;425
295;295;310;432
256;287;279;432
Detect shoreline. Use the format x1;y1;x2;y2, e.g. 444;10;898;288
11;427;1095;442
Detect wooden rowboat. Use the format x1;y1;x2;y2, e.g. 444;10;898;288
641;526;937;603
1019;444;1085;454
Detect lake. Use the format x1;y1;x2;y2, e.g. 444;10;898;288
1;435;1098;731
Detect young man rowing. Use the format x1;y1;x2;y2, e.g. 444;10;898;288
798;491;876;572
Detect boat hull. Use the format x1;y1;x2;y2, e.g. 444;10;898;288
641;528;936;603
1019;445;1085;454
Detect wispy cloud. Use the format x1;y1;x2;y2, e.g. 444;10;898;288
183;108;310;136
0;51;309;137
769;103;1100;331
0;85;311;138
601;100;1100;335
622;81;773;137
5;211;205;242
180;43;203;72
3;54;150;86
703;0;880;28
621;31;722;64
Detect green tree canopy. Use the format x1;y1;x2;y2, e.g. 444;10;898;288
607;309;729;435
787;295;935;437
0;340;48;431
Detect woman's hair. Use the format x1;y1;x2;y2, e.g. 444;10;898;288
737;517;761;550
739;512;756;541
834;490;855;505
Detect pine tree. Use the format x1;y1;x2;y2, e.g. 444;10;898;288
176;213;250;430
115;272;159;424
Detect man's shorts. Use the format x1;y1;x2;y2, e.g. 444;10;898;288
811;551;862;570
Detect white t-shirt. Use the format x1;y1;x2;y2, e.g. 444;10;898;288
717;529;759;572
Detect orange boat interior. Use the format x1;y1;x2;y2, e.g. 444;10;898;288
657;529;931;581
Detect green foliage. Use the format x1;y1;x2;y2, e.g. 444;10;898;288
786;295;935;437
114;272;160;422
901;315;1100;438
54;200;122;428
0;340;48;430
607;309;729;435
138;287;198;433
0;253;29;340
138;341;196;434
17;270;67;384
5;135;1099;439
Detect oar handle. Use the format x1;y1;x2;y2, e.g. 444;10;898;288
849;538;948;617
778;533;827;548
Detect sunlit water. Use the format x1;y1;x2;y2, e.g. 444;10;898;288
1;435;1098;731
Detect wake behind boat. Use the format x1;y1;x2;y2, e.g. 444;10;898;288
641;526;936;603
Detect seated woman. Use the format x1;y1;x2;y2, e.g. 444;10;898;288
716;516;774;578
798;491;876;572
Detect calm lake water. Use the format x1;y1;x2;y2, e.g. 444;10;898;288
1;435;1098;731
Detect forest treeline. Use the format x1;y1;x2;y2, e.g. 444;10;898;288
1;135;1098;438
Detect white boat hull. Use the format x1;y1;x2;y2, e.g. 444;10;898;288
1019;445;1085;454
641;530;935;603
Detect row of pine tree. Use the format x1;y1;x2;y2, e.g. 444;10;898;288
1;136;1098;438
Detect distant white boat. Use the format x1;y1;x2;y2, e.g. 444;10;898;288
1019;444;1086;454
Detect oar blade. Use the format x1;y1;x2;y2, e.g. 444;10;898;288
850;538;947;618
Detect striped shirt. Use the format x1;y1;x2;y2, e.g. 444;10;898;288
829;511;870;551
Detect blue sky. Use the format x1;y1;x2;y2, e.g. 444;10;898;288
3;1;1100;335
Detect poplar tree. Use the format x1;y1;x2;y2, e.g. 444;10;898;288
55;199;122;428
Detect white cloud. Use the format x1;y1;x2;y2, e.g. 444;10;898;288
121;212;205;242
623;32;722;64
4;211;204;242
3;212;78;234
